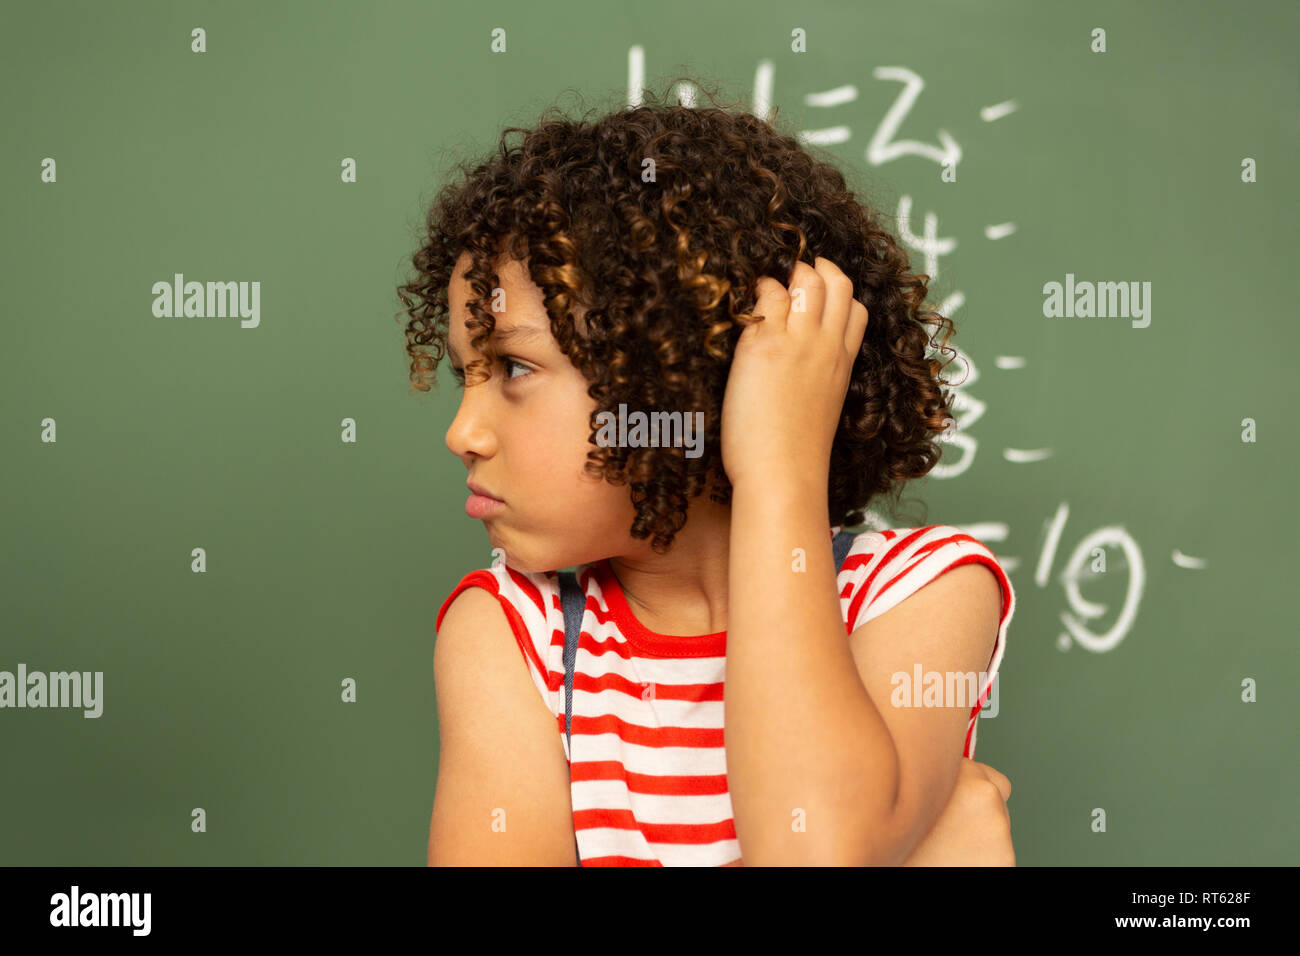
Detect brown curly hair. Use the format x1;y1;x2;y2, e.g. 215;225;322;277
396;82;960;554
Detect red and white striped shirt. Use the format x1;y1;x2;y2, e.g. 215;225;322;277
435;524;1015;866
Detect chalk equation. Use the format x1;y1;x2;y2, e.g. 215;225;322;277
623;51;1206;654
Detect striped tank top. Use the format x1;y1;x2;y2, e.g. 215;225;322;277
435;524;1015;866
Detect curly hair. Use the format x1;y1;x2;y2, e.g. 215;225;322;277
396;82;961;554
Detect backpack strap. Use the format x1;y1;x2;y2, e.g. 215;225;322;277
557;569;585;866
832;527;858;574
556;533;859;866
558;571;584;753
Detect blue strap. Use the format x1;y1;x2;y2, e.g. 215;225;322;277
832;528;857;574
558;570;584;866
557;531;860;866
559;572;583;750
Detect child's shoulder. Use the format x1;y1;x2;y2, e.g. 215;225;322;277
436;562;562;636
838;523;1014;630
839;523;1002;562
434;562;567;722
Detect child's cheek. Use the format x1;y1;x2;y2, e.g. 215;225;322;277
512;408;584;486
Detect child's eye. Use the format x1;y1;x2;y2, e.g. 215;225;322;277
501;356;533;382
448;358;531;388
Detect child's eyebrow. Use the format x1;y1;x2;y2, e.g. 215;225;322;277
447;323;545;365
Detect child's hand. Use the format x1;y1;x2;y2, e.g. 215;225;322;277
720;258;869;491
898;758;1016;866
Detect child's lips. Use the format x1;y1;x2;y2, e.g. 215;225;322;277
466;480;503;500
466;493;506;519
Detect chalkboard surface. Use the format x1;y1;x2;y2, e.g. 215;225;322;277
1;0;1295;866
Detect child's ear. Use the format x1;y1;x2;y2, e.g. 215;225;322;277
571;304;591;338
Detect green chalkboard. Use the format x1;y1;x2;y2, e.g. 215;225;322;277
1;0;1295;868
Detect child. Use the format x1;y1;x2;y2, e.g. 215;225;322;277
401;85;1016;866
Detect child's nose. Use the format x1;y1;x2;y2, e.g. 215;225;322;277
444;391;497;461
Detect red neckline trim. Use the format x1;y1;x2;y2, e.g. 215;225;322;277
590;559;727;658
585;528;845;658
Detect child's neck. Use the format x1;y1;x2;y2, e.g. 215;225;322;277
605;495;733;637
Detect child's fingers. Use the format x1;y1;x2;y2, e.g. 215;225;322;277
812;257;854;340
749;276;790;335
786;260;825;334
966;759;1012;802
846;298;869;356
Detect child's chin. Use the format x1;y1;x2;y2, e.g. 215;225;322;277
490;548;549;576
506;552;588;576
489;531;598;575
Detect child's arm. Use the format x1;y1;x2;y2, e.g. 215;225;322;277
722;758;1014;866
897;758;1014;866
843;562;1004;865
727;481;1002;866
722;258;1003;865
428;587;578;866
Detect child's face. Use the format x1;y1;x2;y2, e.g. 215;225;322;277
444;251;640;573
